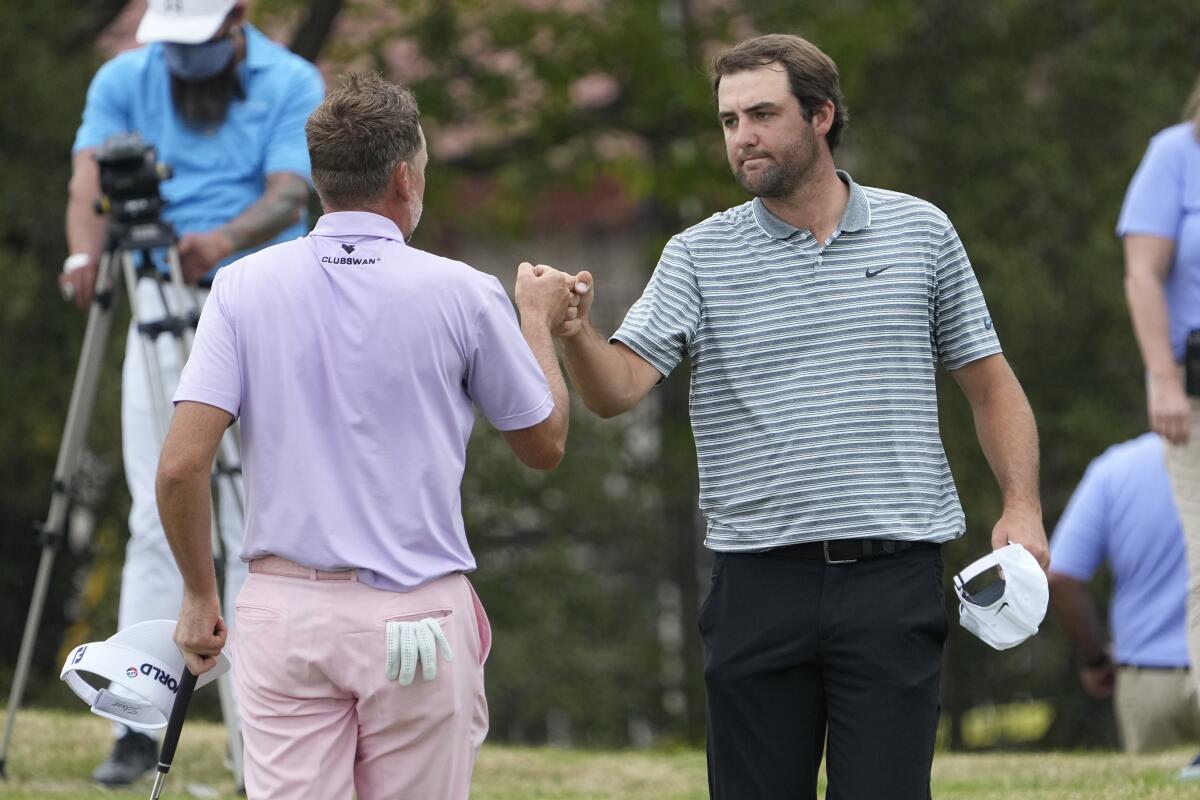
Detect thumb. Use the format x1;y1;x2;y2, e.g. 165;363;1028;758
573;270;593;295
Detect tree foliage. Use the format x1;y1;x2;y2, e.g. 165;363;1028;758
5;0;1200;750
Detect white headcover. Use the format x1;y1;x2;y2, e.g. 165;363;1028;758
954;543;1048;651
60;619;229;730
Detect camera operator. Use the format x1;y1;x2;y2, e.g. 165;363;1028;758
62;0;323;786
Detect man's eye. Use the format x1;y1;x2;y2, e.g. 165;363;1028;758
721;118;736;128
756;111;772;120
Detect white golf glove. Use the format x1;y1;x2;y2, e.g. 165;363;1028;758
385;618;453;686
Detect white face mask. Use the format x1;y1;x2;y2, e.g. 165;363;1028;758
954;543;1048;651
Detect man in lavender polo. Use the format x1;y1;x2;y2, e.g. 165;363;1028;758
155;73;578;798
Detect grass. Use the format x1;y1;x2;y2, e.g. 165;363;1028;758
0;707;1196;799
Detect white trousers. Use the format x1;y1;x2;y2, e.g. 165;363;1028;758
112;278;247;735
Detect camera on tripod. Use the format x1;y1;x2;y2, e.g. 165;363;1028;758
93;133;171;226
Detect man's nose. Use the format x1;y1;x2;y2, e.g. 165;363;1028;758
733;121;758;150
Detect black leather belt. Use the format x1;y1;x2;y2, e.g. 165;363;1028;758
773;538;937;565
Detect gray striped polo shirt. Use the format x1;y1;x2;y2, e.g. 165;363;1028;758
613;171;1001;551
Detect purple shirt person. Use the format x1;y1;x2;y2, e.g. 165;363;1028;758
156;73;579;799
1120;88;1200;735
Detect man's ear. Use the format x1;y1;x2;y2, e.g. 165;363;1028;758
391;160;412;201
810;100;835;138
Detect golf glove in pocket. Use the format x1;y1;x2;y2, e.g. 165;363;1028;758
385;618;453;686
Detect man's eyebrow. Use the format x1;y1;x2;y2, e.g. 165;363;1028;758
718;101;781;117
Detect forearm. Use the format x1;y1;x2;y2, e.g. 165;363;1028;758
218;174;308;253
66;155;105;259
971;368;1041;513
1125;271;1177;377
562;322;646;418
156;467;218;600
522;319;569;450
1049;577;1108;663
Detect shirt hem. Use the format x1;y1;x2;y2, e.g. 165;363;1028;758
488;391;555;431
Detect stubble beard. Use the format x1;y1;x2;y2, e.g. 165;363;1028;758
406;196;423;242
732;130;818;199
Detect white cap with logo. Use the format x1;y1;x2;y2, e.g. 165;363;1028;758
60;619;230;730
137;0;238;45
954;543;1049;651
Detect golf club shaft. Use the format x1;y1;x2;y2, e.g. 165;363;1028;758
149;668;197;800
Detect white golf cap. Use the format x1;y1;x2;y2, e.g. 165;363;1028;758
954;543;1048;651
136;0;238;45
60;619;229;730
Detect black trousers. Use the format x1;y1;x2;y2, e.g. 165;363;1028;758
699;543;947;800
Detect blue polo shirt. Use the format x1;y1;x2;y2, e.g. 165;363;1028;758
73;24;324;272
1117;123;1200;361
1050;433;1189;668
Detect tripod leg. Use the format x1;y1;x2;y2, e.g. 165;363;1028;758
165;247;201;356
123;254;173;443
0;252;122;778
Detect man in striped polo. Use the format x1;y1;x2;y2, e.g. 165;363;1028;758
555;34;1048;799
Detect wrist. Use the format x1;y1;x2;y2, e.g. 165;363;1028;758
1000;499;1042;519
1082;651;1111;670
62;252;95;273
214;226;239;257
1148;365;1183;383
521;314;554;337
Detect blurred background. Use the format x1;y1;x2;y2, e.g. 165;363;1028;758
4;0;1198;754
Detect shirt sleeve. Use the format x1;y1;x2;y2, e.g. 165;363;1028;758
174;269;243;417
1049;459;1111;582
934;222;1002;370
1117;131;1185;240
263;62;325;181
72;57;134;153
466;277;555;431
611;235;702;379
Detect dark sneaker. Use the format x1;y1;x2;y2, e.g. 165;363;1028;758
1177;752;1200;782
91;730;158;786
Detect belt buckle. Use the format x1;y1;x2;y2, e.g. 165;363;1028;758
823;541;858;565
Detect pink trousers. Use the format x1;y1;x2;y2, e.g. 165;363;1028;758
232;560;491;799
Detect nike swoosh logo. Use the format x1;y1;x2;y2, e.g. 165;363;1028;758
864;265;894;278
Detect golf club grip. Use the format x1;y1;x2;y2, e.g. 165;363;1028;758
158;668;198;771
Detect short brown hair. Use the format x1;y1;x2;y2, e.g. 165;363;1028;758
1184;74;1200;137
712;34;849;151
305;72;423;209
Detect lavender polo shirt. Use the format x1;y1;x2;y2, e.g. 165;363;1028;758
174;211;554;591
1117;123;1200;360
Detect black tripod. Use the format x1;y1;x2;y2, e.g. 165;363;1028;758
0;213;245;787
